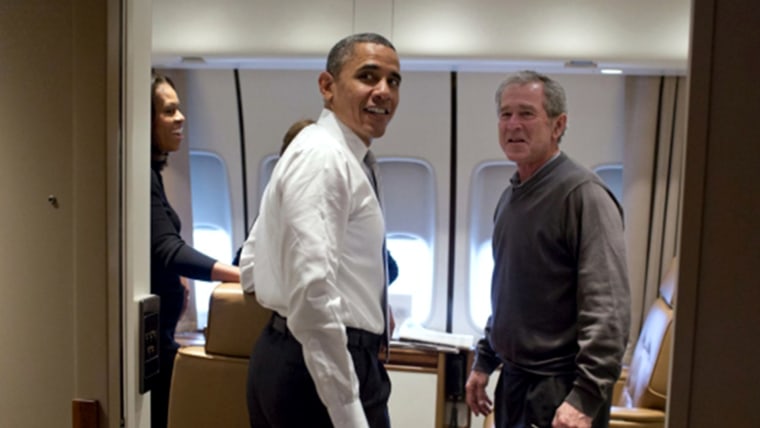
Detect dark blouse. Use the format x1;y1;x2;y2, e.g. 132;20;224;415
151;164;216;349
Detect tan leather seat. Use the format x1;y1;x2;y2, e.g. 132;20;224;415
483;258;678;428
167;282;272;428
610;258;677;428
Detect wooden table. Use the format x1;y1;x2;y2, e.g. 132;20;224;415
385;345;473;428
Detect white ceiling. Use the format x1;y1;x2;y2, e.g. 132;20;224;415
152;0;692;75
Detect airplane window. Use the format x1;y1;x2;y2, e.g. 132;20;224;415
467;161;517;331
258;154;279;206
379;158;436;325
192;225;233;329
189;151;234;329
470;240;494;330
387;233;433;327
594;163;624;204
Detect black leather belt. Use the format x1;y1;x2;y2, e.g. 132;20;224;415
270;313;382;351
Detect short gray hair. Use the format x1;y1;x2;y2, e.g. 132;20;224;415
494;70;567;118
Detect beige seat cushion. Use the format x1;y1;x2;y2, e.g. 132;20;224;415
617;297;672;410
204;282;272;358
168;346;249;428
168;283;272;428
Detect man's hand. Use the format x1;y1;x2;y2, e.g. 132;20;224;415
552;401;592;428
465;370;493;416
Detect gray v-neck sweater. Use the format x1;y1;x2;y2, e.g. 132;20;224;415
474;152;631;417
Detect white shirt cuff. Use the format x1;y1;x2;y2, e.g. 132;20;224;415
327;399;369;428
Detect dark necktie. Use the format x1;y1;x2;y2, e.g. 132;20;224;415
364;150;390;361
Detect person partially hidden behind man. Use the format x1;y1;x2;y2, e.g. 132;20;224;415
239;32;402;428
465;70;631;428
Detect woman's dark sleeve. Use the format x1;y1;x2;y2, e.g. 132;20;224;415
151;171;216;280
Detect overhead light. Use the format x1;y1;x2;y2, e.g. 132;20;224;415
600;68;623;74
564;60;598;69
181;56;206;64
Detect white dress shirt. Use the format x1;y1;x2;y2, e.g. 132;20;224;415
239;108;386;428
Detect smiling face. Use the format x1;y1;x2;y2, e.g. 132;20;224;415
152;82;185;154
319;42;401;146
497;82;566;179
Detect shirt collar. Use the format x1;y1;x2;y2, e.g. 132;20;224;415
317;108;369;163
509;151;563;187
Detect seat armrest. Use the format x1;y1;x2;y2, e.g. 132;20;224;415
612;366;629;405
610;406;666;422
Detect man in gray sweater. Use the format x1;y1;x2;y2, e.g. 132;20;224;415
465;71;631;428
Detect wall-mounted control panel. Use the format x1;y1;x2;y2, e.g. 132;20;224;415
139;295;161;394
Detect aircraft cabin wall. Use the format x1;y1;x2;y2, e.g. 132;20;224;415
157;67;627;339
152;0;690;74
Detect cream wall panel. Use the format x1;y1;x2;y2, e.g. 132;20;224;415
172;69;246;250
621;76;660;350
152;0;690;72
153;0;354;60
237;69;324;221
355;0;394;37
387;371;438;426
662;78;687;267
392;0;688;67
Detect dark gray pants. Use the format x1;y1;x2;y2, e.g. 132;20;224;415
493;364;610;428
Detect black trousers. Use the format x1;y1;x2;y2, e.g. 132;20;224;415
493;363;611;428
246;318;392;428
151;345;177;428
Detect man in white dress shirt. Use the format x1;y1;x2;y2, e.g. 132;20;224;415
240;32;401;428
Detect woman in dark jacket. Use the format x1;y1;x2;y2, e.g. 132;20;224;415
150;73;241;428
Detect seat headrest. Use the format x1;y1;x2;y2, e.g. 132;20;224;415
204;282;272;358
659;257;679;307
